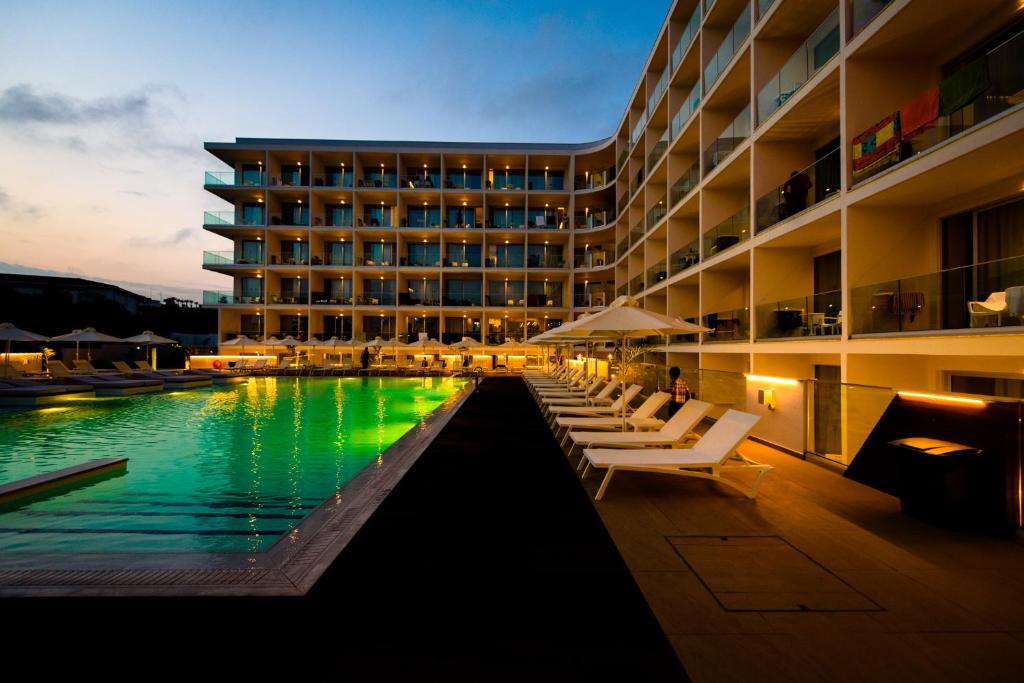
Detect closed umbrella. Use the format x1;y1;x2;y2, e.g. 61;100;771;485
0;322;48;378
51;327;126;361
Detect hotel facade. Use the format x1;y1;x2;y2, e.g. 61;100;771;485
203;0;1024;465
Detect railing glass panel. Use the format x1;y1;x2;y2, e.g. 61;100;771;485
702;308;750;342
757;8;839;125
669;158;701;206
703;1;752;93
671;7;701;71
755;146;840;233
704;104;751;175
703;205;750;258
671;81;701;139
755;290;843;339
850;255;1024;335
669;238;700;276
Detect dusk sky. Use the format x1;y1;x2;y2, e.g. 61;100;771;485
0;0;667;301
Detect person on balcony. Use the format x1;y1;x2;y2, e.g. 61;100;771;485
780;170;813;219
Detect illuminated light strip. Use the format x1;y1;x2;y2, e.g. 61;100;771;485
896;391;987;407
744;374;799;386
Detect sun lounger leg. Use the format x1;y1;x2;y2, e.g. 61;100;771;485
594;466;616;500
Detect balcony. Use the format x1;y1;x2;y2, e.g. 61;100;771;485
489;171;525;191
357;173;397;189
670;5;701;72
356;294;396;306
648;64;670;114
703;205;750;258
445;171;483;190
573;167;615;190
646;129;669;173
202;250;263;266
850;255;1024;336
203;290;262;305
631;109;648;148
441;294;483;307
755;290;842;339
268;292;308;305
669;238;700;276
312;291;354;306
400;254;441;268
755;147;840;233
702;308;750;342
573;251;610;269
574;209;613;230
355;254;396;267
617;283;629;297
704;104;751;175
670;159;701;207
401;172;441;189
646;195;667;230
401;294;441;306
756;8;839;126
204;210;263;227
573;290;612;308
849;0;893;39
629;221;645;247
629;273;645;295
527;254;565;269
629;167;645;198
851;28;1024;185
617;192;629;216
704;1;752;93
616;236;629;260
320;208;353;227
322;251;353;267
205;170;264;187
527;172;565;191
270;210;309;227
315;170;353;188
671;82;701;139
268;253;309;266
646;260;667;287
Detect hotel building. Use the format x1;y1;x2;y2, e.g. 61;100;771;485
203;0;1024;465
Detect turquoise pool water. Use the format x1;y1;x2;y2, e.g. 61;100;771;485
0;377;466;554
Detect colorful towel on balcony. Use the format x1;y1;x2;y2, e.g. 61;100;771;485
851;112;901;182
899;86;939;139
939;55;990;116
889;291;925;322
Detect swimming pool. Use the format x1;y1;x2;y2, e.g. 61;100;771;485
0;376;467;555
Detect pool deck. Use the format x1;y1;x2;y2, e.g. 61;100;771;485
577;414;1024;682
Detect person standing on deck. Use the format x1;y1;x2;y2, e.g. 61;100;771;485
667;366;692;417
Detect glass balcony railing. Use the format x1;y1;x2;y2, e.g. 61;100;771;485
647;129;670;173
445;172;483;190
204;210;264;226
703;205;750;258
269;253;309;266
629;273;645;295
617;283;629;297
312;291;354;306
574;167;615;190
646;196;667;230
703;1;752;93
630;221;645;246
323;252;353;267
527;254;565;268
702;308;750;342
631;109;648;147
755;146;840;233
755;290;842;339
355;254;396;267
617;192;629;216
646;260;667;287
757;0;778;18
670;158;701;206
573;251;610;269
669;238;700;276
205;170;265;187
203;290;263;305
203;250;263;266
670;6;701;72
574;209;613;230
617;149;628;173
648;65;670;114
573;290;613;308
852;28;1024;185
358;173;397;189
671;81;701;139
756;8;839;125
616;236;629;260
849;0;893;39
355;294;396;306
400;254;440;267
318;171;353;188
850;255;1024;336
269;292;308;305
629;167;645;198
704;104;751;175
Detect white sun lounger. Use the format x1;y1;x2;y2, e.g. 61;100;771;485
542;380;620;410
536;375;601;397
581;409;769;500
566;399;713;455
546;384;642;424
555;391;671;447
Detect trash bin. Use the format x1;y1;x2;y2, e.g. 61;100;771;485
889;437;1005;534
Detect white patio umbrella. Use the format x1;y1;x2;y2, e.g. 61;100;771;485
551;298;709;426
0;322;48;378
221;334;255;353
51;327;126;361
122;330;178;369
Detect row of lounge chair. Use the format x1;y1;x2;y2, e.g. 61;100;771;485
523;365;772;500
208;357;476;377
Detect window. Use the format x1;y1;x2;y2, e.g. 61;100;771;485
949;373;1024;399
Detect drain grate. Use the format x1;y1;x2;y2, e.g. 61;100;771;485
667;535;884;612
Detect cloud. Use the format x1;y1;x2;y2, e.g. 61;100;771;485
127;228;194;248
0;84;152;125
0;184;43;219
